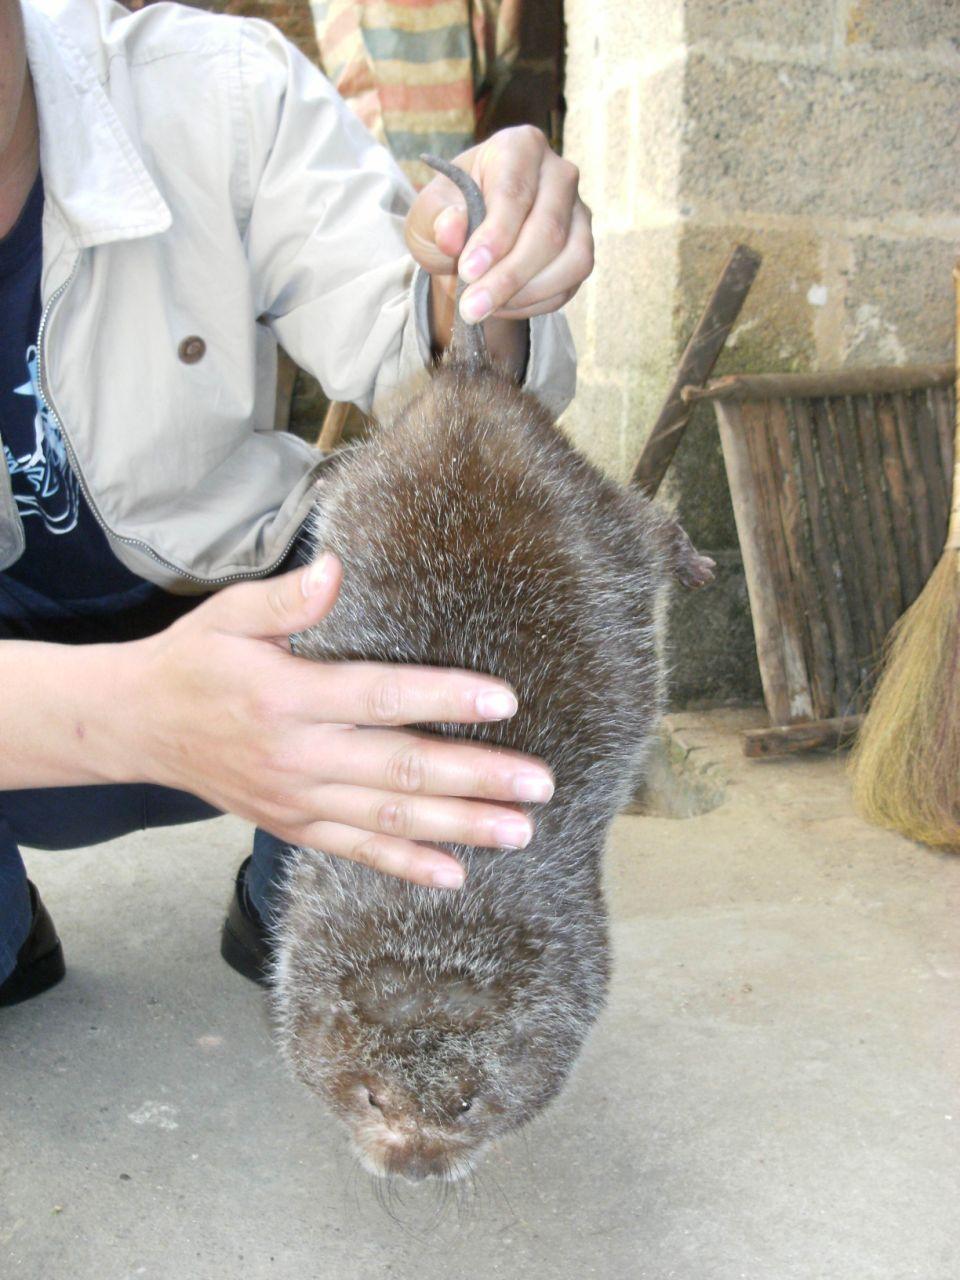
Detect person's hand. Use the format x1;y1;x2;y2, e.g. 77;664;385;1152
403;126;593;349
120;556;553;890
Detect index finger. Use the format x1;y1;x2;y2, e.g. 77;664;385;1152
288;659;520;728
460;127;547;279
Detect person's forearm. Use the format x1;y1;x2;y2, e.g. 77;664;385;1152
0;640;143;789
0;565;556;891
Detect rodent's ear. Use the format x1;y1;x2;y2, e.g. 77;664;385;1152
347;968;511;1031
282;1005;339;1089
436;976;511;1028
290;1003;351;1051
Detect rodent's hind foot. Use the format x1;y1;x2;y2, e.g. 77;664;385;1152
676;551;717;589
667;520;716;590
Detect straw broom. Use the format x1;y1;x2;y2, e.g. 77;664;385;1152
849;262;960;848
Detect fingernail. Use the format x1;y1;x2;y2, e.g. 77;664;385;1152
513;773;554;803
475;689;518;719
493;819;532;849
432;865;465;890
460;247;492;282
302;555;332;597
461;289;492;323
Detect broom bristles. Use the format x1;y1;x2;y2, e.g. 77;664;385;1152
849;552;960;849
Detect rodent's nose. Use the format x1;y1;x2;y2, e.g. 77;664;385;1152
399;1155;433;1183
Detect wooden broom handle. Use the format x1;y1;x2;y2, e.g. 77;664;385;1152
948;262;960;550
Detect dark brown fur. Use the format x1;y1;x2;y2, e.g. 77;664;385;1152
269;162;713;1184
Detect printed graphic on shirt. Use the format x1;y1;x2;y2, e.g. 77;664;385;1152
3;343;79;535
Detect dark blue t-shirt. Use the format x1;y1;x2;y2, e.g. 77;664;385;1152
0;175;159;608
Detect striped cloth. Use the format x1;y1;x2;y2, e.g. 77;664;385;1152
310;0;521;188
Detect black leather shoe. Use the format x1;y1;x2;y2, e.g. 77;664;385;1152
0;882;66;1007
220;857;273;986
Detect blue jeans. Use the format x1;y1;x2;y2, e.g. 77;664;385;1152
0;569;296;983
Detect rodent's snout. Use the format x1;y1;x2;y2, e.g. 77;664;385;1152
396;1154;439;1184
351;1092;478;1182
356;1136;473;1184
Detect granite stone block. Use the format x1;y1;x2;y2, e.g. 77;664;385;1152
681;55;960;220
684;0;833;52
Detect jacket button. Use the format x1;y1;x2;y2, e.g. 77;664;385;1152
178;335;206;364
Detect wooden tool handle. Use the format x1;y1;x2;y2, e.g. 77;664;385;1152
948;262;960;549
317;400;351;452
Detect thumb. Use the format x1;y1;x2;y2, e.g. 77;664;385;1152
404;175;468;274
207;554;342;640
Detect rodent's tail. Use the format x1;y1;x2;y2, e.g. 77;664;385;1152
421;153;490;373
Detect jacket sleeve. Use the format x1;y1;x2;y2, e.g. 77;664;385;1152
236;19;576;421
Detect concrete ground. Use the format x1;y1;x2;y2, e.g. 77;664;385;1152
1;708;958;1280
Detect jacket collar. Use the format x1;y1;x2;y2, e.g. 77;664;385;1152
22;0;171;248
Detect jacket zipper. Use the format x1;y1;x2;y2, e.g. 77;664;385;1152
35;260;306;588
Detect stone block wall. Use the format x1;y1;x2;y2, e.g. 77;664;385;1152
562;0;960;705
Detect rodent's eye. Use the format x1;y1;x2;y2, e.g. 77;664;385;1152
458;1097;474;1114
367;1092;382;1110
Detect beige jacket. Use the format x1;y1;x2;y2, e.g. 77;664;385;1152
3;0;577;591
